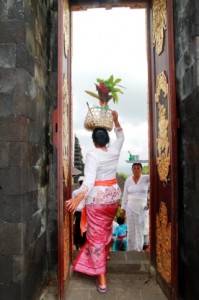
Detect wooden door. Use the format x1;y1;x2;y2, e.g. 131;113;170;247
53;0;72;299
147;0;178;298
55;0;178;299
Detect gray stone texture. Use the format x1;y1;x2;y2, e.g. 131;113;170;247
13;255;24;283
16;44;34;76
174;0;199;298
8;0;24;21
0;284;22;300
0;20;25;44
0;0;56;299
0;166;28;195
0;44;16;68
0;116;28;142
0;222;25;255
0;142;9;167
0;93;13;117
0;255;13;283
9;142;29;167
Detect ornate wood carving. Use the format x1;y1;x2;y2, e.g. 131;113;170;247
152;0;167;55
62;7;70;279
155;72;170;183
63;74;70;280
63;0;70;57
64;212;70;279
156;202;171;284
63;74;69;185
71;2;147;11
155;71;168;104
127;3;146;8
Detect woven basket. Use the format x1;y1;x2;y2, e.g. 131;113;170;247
84;105;113;131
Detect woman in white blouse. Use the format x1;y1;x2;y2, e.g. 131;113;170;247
66;111;124;294
121;163;149;251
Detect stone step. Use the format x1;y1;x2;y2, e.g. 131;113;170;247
75;250;149;274
107;251;149;274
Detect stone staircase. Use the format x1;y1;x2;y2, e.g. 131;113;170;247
74;250;150;274
39;251;161;300
107;250;149;274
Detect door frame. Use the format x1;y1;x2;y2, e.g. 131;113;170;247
147;1;178;298
56;1;179;299
55;1;73;299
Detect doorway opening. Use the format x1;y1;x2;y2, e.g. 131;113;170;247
71;7;150;254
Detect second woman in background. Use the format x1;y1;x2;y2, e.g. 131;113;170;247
121;163;149;251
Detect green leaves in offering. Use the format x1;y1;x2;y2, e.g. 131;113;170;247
85;75;125;104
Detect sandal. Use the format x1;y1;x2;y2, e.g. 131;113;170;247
96;274;108;293
97;285;108;294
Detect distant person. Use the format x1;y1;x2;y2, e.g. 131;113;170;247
143;187;150;251
66;111;124;294
73;176;87;250
112;216;119;233
107;216;119;259
112;216;128;251
121;163;149;251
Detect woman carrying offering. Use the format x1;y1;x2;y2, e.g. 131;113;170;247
66;110;124;294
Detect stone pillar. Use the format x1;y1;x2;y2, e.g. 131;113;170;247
0;1;57;299
174;0;199;298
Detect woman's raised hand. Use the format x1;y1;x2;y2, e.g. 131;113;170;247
112;110;118;122
112;110;121;128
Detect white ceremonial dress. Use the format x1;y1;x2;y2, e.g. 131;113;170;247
121;175;149;251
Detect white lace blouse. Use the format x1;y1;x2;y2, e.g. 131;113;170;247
77;127;124;206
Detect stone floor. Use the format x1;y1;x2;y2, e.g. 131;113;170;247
40;251;168;300
65;272;167;300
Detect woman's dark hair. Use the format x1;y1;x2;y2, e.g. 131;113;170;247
92;127;110;147
132;163;143;169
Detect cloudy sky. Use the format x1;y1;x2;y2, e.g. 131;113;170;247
72;7;148;175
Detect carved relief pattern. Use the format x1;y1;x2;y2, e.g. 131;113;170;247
152;0;167;55
156;202;171;284
155;71;168;104
155;72;170;183
63;1;70;277
63;73;70;280
72;3;146;11
63;0;70;57
127;3;146;8
105;3;147;9
64;210;70;279
63;75;69;186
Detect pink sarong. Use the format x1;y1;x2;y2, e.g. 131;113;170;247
73;201;119;276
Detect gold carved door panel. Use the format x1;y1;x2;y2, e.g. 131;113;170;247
148;0;178;298
56;0;72;299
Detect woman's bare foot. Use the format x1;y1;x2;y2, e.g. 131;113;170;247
97;274;108;293
98;274;107;288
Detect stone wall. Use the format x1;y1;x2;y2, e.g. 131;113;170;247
174;0;199;298
0;1;58;299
